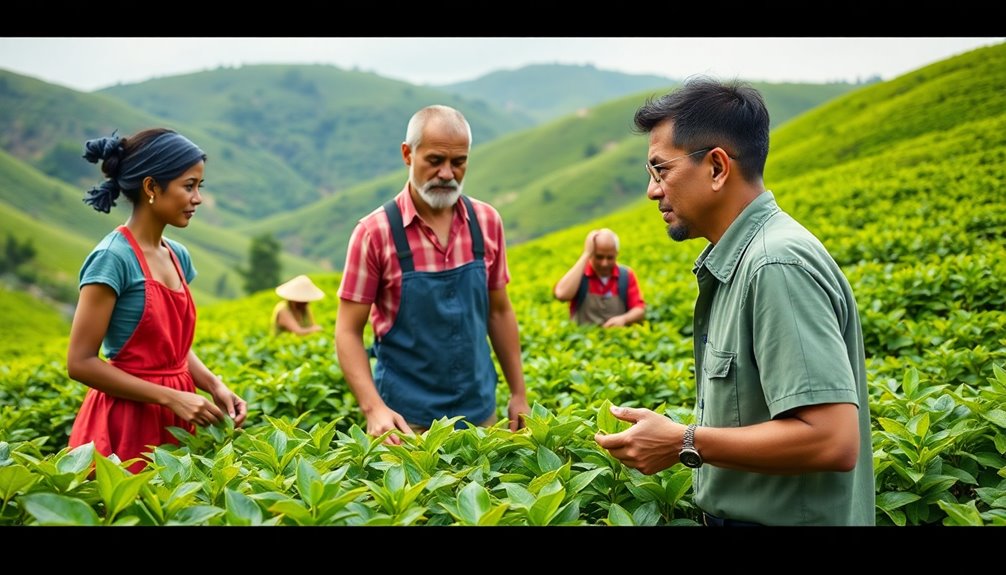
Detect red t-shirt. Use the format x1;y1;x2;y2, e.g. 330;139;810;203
570;260;645;316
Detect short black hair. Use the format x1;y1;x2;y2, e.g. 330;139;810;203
634;77;769;182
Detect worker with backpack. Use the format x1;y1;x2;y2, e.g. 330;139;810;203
553;228;645;327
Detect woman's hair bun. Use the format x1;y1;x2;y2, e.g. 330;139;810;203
82;133;125;164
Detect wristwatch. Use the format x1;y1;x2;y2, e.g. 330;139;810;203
679;423;703;468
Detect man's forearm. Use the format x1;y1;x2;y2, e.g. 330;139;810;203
335;332;385;414
623;306;646;325
488;309;526;396
554;253;590;300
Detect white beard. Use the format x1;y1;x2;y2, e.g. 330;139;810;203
415;177;463;210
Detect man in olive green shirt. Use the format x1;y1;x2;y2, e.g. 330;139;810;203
595;78;875;526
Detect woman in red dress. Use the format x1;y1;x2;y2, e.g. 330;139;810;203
67;128;247;473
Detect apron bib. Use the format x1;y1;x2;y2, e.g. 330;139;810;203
574;291;628;325
372;197;497;429
68;225;197;473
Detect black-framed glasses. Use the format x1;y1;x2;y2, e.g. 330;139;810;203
645;148;711;184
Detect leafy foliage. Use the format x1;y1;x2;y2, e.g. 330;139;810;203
0;288;68;358
0;232;36;275
2;43;1005;526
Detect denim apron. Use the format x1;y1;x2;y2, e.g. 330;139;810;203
372;195;497;429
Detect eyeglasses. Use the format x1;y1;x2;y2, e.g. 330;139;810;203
645;148;711;184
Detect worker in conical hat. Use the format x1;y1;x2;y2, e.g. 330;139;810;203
272;275;325;336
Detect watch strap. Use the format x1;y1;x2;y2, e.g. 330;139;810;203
684;423;697;450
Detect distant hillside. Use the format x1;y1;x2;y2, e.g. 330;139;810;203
508;42;1006;305
748;81;864;128
0;148;324;305
438;63;677;123
0;68;318;222
766;46;1006;181
0;65;864;305
100;64;536;197
247;80;860;267
0;286;69;357
438;64;861;126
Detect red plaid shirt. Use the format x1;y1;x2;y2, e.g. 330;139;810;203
338;186;510;338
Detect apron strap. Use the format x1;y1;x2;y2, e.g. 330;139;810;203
460;195;484;261
116;225;188;288
382;200;414;273
383;195;486;273
117;225;153;280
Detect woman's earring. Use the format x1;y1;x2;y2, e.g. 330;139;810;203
148;195;154;205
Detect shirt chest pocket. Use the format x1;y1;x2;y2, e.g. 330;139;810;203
700;345;739;427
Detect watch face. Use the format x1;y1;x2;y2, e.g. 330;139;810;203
680;449;702;469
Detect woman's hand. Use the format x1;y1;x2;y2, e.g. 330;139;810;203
164;388;226;427
208;377;248;428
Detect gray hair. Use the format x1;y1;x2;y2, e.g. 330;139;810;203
404;105;472;151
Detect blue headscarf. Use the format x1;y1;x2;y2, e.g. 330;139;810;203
82;130;206;213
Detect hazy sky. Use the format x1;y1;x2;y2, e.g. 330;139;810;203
0;37;1001;92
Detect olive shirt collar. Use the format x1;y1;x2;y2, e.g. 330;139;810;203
693;191;781;285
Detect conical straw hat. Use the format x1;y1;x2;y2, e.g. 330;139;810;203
275;275;325;302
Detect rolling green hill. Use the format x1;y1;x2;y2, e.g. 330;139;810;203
0;65;872;307
3;44;1004;526
0;68;318;221
748;81;866;128
766;47;1006;181
505;42;1006;326
439;63;861;127
0;286;70;357
437;63;677;123
0;148;324;305
246;80;863;267
100;64;536;197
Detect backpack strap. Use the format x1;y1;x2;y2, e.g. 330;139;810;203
618;265;629;306
574;272;590;310
576;265;629;310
